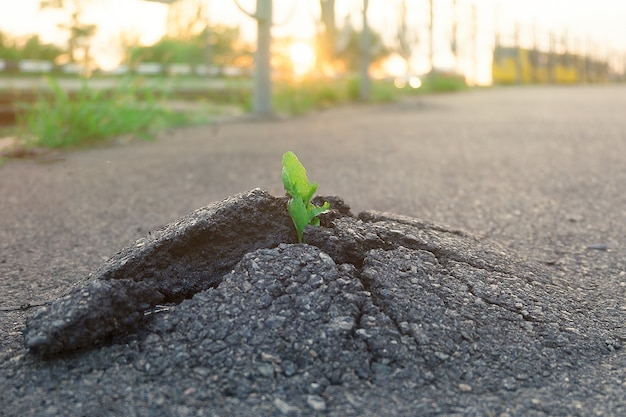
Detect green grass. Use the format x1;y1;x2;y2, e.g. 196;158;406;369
273;78;347;115
273;76;413;115
273;73;469;115
345;77;399;102
15;77;198;149
371;79;399;102
9;72;468;151
420;72;468;93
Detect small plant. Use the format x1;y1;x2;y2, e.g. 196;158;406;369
282;151;330;243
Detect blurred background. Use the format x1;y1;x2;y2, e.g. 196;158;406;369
2;0;625;82
1;1;626;305
1;0;625;146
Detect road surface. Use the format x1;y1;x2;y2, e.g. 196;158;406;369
1;85;625;415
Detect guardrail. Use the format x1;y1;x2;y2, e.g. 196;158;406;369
0;60;254;126
0;59;251;77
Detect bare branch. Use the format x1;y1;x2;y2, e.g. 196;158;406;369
233;0;257;19
273;1;297;27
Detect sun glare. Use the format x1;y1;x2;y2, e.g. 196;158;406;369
288;42;316;77
381;54;408;77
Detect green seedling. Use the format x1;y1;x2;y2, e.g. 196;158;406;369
282;151;330;243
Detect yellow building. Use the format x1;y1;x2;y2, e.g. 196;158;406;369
492;46;610;85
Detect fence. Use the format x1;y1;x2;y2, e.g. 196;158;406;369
0;59;251;77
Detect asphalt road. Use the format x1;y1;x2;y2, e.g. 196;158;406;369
3;84;625;298
1;85;625;414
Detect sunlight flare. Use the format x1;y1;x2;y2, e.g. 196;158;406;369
288;42;316;77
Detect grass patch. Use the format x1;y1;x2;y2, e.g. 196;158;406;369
9;72;469;151
274;77;410;115
273;78;347;115
371;80;399;102
345;77;399;102
420;72;468;93
15;77;198;149
273;73;469;115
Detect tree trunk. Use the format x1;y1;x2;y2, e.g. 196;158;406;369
253;0;273;116
428;0;434;72
320;0;336;61
359;0;370;101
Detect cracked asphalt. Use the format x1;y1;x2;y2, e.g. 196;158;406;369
1;85;626;416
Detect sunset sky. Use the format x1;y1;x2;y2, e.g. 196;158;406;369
0;0;625;83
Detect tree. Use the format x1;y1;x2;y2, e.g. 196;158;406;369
331;21;388;74
164;0;208;40
395;0;418;74
0;31;19;60
124;25;252;68
165;0;213;65
359;0;370;100
206;25;254;67
316;1;386;99
234;0;273;116
22;35;65;61
39;0;97;68
0;31;63;61
317;0;337;66
428;0;434;71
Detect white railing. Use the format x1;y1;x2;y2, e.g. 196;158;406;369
0;59;250;77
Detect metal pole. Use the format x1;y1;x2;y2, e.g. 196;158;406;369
451;0;457;62
359;0;371;101
254;0;273;115
429;0;434;72
471;3;477;85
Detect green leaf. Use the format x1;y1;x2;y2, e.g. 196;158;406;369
281;151;330;243
308;201;330;220
282;151;317;202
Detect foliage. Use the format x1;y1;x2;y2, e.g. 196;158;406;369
421;72;468;93
371;79;399;102
274;77;403;115
324;25;390;73
274;78;344;115
317;0;337;64
282;151;330;243
127;37;205;66
314;1;390;75
39;0;97;65
16;77;193;148
164;0;208;40
125;25;253;67
346;77;360;101
393;0;418;72
0;31;63;61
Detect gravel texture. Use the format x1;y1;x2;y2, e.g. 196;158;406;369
1;86;626;416
7;196;625;416
23;189;294;356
